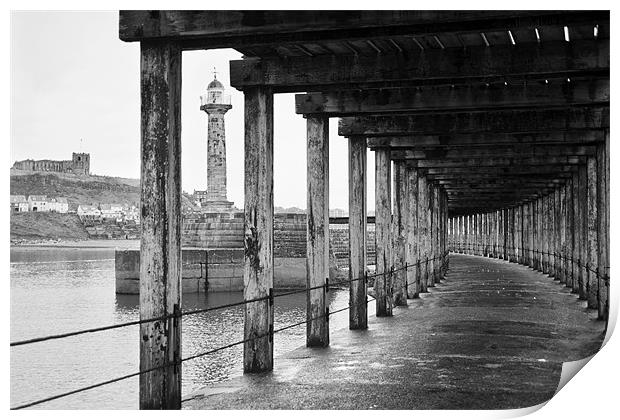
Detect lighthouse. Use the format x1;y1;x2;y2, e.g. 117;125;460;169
199;69;234;212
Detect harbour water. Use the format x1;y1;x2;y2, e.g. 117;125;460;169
10;245;351;409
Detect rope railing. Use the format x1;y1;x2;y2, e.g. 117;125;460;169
11;252;450;410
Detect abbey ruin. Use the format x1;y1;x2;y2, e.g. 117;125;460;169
12;152;90;175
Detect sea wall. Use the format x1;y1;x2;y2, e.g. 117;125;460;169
115;212;376;294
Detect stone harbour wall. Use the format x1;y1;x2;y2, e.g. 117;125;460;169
116;212;377;294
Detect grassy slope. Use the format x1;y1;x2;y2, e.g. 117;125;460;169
10;171;140;210
10;170;198;241
10;212;90;241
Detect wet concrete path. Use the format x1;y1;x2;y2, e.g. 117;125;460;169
184;254;605;410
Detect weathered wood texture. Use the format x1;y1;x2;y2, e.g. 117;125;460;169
559;186;567;283
119;11;608;45
306;116;330;347
578;165;588;299
572;172;581;294
296;80;609;116
597;130;609;319
418;175;429;292
565;180;574;290
348;136;368;329
339;108;610;137
393;161;408;306
243;86;274;372
405;167;420;298
586;155;598;309
230;40;608;91
139;40;182;410
375;148;393;316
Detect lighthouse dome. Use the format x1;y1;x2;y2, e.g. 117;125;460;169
207;78;224;90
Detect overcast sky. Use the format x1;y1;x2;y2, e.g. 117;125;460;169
10;10;377;211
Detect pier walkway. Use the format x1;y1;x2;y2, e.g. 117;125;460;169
184;254;605;410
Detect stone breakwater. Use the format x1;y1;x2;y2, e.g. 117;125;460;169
115;212;376;294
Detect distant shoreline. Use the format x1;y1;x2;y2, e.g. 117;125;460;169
10;238;140;250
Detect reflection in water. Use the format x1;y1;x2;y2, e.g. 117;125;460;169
10;247;353;409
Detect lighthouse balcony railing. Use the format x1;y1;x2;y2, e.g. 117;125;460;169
200;94;231;106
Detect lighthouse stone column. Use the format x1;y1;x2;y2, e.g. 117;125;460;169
200;76;234;212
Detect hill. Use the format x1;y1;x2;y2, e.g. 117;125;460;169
11;212;90;242
10;170;140;210
10;170;197;211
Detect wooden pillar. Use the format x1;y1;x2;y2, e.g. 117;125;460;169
586;155;598;309
418;174;429;292
375;148;393;316
306;116;330;347
578;165;588;299
597;129;609;319
485;212;491;257
565;179;574;290
553;188;561;279
393;161;408;306
508;207;514;262
474;213;480;256
348;136;368;329
243;85;274;371
542;195;549;274
559;186;567;283
537;197;544;272
531;200;537;268
528;203;533;267
514;207;520;263
139;40;182;410
431;186;439;284
459;214;463;254
405;166;419;298
571;173;581;294
427;182;436;287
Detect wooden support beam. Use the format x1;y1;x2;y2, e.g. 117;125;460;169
386;145;596;160
306;116;330;347
120;11;609;46
139;41;182;410
366;131;604;149
393;161;408;306
406;156;585;168
339;107;609;137
348;136;368;329
406;167;420;298
296;79;609;116
243;86;274;372
230;40;608;92
375;148;393;316
424;165;578;176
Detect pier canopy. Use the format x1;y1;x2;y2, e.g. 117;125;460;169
121;10;608;215
119;10;609;410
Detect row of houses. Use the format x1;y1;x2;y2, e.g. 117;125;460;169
77;203;140;224
10;195;69;213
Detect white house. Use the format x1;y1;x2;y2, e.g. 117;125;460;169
28;195;49;212
10;195;29;213
77;204;101;221
123;205;140;223
48;197;69;213
99;203;123;220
